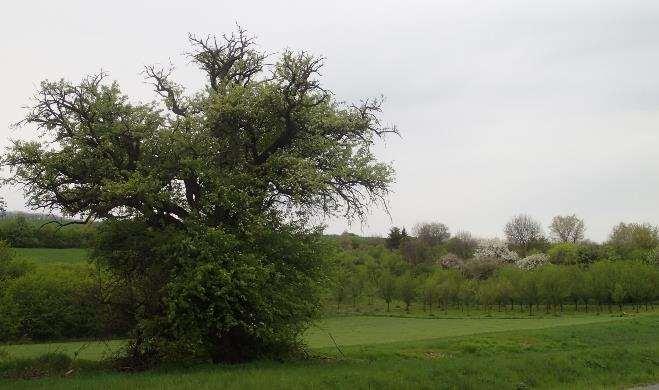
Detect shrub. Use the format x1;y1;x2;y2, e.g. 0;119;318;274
438;253;463;269
462;257;503;280
517;253;550;270
474;239;519;264
93;219;328;364
574;242;603;265
0;265;101;341
547;243;578;265
0;240;31;285
446;231;478;259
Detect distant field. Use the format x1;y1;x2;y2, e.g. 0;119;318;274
1;314;657;389
13;248;89;265
0;313;631;361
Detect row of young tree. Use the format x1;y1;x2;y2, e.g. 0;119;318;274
332;255;657;315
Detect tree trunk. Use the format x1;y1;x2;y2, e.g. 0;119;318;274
210;327;253;364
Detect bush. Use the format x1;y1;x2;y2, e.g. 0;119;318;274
438;253;463;269
0;265;102;341
0;240;31;285
548;243;578;265
516;253;550;270
93;219;328;364
462;257;502;280
575;242;603;265
474;239;519;264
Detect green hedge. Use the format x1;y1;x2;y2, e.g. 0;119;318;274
0;265;102;341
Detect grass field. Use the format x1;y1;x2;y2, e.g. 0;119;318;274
1;314;626;361
13;248;89;265
1;313;657;389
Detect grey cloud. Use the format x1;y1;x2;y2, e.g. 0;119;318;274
1;0;658;241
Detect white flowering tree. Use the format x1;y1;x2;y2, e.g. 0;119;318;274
473;238;519;263
516;253;549;270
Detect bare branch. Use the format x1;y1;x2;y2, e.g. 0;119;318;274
143;65;188;116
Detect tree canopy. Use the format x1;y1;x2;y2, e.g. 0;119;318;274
5;28;395;231
549;214;585;243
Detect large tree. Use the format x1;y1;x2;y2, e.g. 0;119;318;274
412;221;450;246
504;214;547;257
549;214;585;243
607;222;659;259
4;28;395;363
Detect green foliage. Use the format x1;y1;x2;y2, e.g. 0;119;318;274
574;241;603;265
547;243;578;265
396;273;417;312
0;241;31;285
461;257;502;280
445;231;478;259
13;248;88;265
399;239;433;267
0;265;101;341
93;219;328;363
377;274;397;312
607;222;659;260
386;227;406;249
327;228;659;317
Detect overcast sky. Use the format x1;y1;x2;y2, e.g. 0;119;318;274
1;0;658;242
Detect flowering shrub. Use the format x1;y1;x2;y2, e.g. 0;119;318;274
516;253;549;270
474;239;519;263
438;253;463;269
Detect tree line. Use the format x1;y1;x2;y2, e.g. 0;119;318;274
332;257;657;315
330;214;658;314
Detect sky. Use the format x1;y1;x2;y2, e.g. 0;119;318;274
1;0;658;242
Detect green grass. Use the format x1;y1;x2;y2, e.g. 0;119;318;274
13;248;89;265
307;314;627;347
2;313;627;361
1;314;657;389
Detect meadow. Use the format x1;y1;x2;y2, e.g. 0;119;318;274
1;313;657;389
13;248;89;265
1;314;627;360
